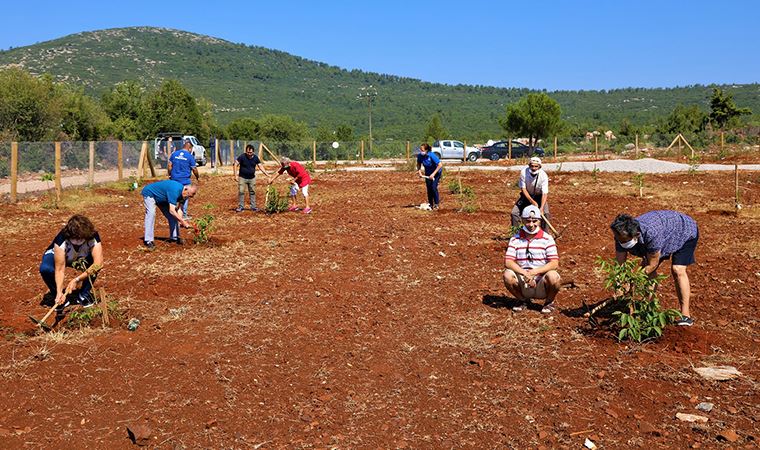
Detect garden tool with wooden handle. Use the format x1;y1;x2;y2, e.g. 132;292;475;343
29;288;70;331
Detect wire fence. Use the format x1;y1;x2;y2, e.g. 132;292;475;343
1;135;758;201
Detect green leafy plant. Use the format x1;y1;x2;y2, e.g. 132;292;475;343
632;172;645;197
40;172;58;209
452;178;477;213
596;257;680;342
192;214;215;244
396;159;417;172
265;185;290;214
687;154;701;175
304;161;315;174
67;300;123;329
591;165;600;182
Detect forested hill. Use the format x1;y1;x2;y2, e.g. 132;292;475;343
1;27;758;138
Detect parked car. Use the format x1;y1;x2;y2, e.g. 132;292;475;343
431;140;480;161
154;133;207;168
479;140;544;161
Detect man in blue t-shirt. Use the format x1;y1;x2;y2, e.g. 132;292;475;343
141;179;197;249
233;144;270;212
416;143;443;209
168;140;200;219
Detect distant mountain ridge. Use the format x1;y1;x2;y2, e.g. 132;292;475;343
1;26;758;138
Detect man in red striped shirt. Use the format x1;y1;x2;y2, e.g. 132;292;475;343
503;205;561;313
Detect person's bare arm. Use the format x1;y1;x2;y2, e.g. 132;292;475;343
52;246;67;304
169;204;190;228
641;251;661;275
192;167;200;182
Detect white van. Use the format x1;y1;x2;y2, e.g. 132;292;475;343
154;133;207;168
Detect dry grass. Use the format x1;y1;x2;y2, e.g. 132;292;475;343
132;240;290;279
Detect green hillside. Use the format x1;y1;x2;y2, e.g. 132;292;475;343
1;27;757;139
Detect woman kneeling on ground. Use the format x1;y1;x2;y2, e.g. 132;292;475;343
39;214;103;312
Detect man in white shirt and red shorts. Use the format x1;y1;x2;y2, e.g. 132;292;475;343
503;205;561;313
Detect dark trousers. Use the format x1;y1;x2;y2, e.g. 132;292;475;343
425;176;440;206
39;253;96;298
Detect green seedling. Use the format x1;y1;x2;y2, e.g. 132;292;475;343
596;257;681;342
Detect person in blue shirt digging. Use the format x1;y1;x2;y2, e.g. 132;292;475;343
141;180;198;250
168;139;200;219
416;143;443;210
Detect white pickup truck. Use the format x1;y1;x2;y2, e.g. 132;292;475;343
154;133;207;168
432;140;480;161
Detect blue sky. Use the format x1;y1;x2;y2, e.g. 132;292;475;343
2;0;759;91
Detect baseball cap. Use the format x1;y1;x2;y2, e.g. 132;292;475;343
521;205;542;219
529;157;542;165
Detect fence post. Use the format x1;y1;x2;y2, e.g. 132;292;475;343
553;136;558;161
735;164;740;211
635;134;639;159
721;131;725;152
360;140;365;164
406;141;410;162
508;139;512;160
594;135;598;159
88;141;95;187
229;140;234;173
217;138;222;167
463;140;467;162
10;142;18;203
54;141;62;203
117;140;123;181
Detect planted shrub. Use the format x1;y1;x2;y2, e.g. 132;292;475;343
265;186;290;214
193;214;215;244
596;257;681;342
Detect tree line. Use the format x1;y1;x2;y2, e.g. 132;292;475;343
0;67;754;148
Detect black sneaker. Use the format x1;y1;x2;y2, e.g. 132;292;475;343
676;316;694;326
170;238;185;245
144;241;155;250
250;207;259;212
40;292;56;307
235;207;244;212
79;292;96;309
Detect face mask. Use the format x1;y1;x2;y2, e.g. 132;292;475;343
530;169;539;176
522;225;540;235
619;238;637;249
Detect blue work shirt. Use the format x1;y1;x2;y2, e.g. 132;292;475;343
417;152;441;177
141;180;185;205
169;149;197;185
616;210;698;257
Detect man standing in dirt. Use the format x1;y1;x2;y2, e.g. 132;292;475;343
168;139;200;219
503;205;561;313
510;157;551;232
233;144;270;212
141;180;197;249
610;210;699;326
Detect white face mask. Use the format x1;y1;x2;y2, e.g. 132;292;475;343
522;225;540;235
619;238;637;249
530;169;539;176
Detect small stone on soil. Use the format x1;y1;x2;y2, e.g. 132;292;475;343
717;429;739;443
676;413;709;423
696;402;714;412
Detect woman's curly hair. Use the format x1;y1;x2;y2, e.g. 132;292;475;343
62;215;97;241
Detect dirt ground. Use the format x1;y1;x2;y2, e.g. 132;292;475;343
0;167;758;448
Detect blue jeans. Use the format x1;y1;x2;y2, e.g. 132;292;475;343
143;196;179;243
39;252;96;298
425;175;440;207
